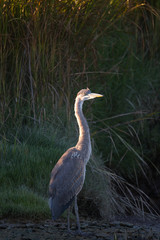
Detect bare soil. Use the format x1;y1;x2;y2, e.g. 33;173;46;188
0;216;160;240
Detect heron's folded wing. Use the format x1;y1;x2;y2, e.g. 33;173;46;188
50;148;85;206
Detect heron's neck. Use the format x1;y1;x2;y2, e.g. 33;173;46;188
74;97;91;162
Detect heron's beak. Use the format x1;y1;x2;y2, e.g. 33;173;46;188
88;93;103;99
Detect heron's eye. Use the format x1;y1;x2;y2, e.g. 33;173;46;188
85;89;91;96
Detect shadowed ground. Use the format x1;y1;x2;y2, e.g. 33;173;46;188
0;217;160;240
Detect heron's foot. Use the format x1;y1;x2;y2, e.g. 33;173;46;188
68;229;93;237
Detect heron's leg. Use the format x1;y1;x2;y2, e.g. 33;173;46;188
67;196;92;236
74;195;81;232
67;206;71;232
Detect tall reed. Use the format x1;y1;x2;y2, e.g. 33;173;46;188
0;0;152;126
0;0;160;213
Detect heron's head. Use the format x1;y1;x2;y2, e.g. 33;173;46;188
77;88;103;102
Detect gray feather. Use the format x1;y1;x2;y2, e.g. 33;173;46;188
49;148;85;220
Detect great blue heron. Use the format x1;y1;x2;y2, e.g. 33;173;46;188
49;88;103;235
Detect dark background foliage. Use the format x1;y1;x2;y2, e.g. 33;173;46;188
0;0;160;219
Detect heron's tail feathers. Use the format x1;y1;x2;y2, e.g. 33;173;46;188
49;196;74;220
48;197;57;220
48;197;52;210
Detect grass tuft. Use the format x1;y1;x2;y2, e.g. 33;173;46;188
0;186;50;219
1;123;158;220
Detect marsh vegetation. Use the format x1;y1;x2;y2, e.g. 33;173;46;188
0;0;160;220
